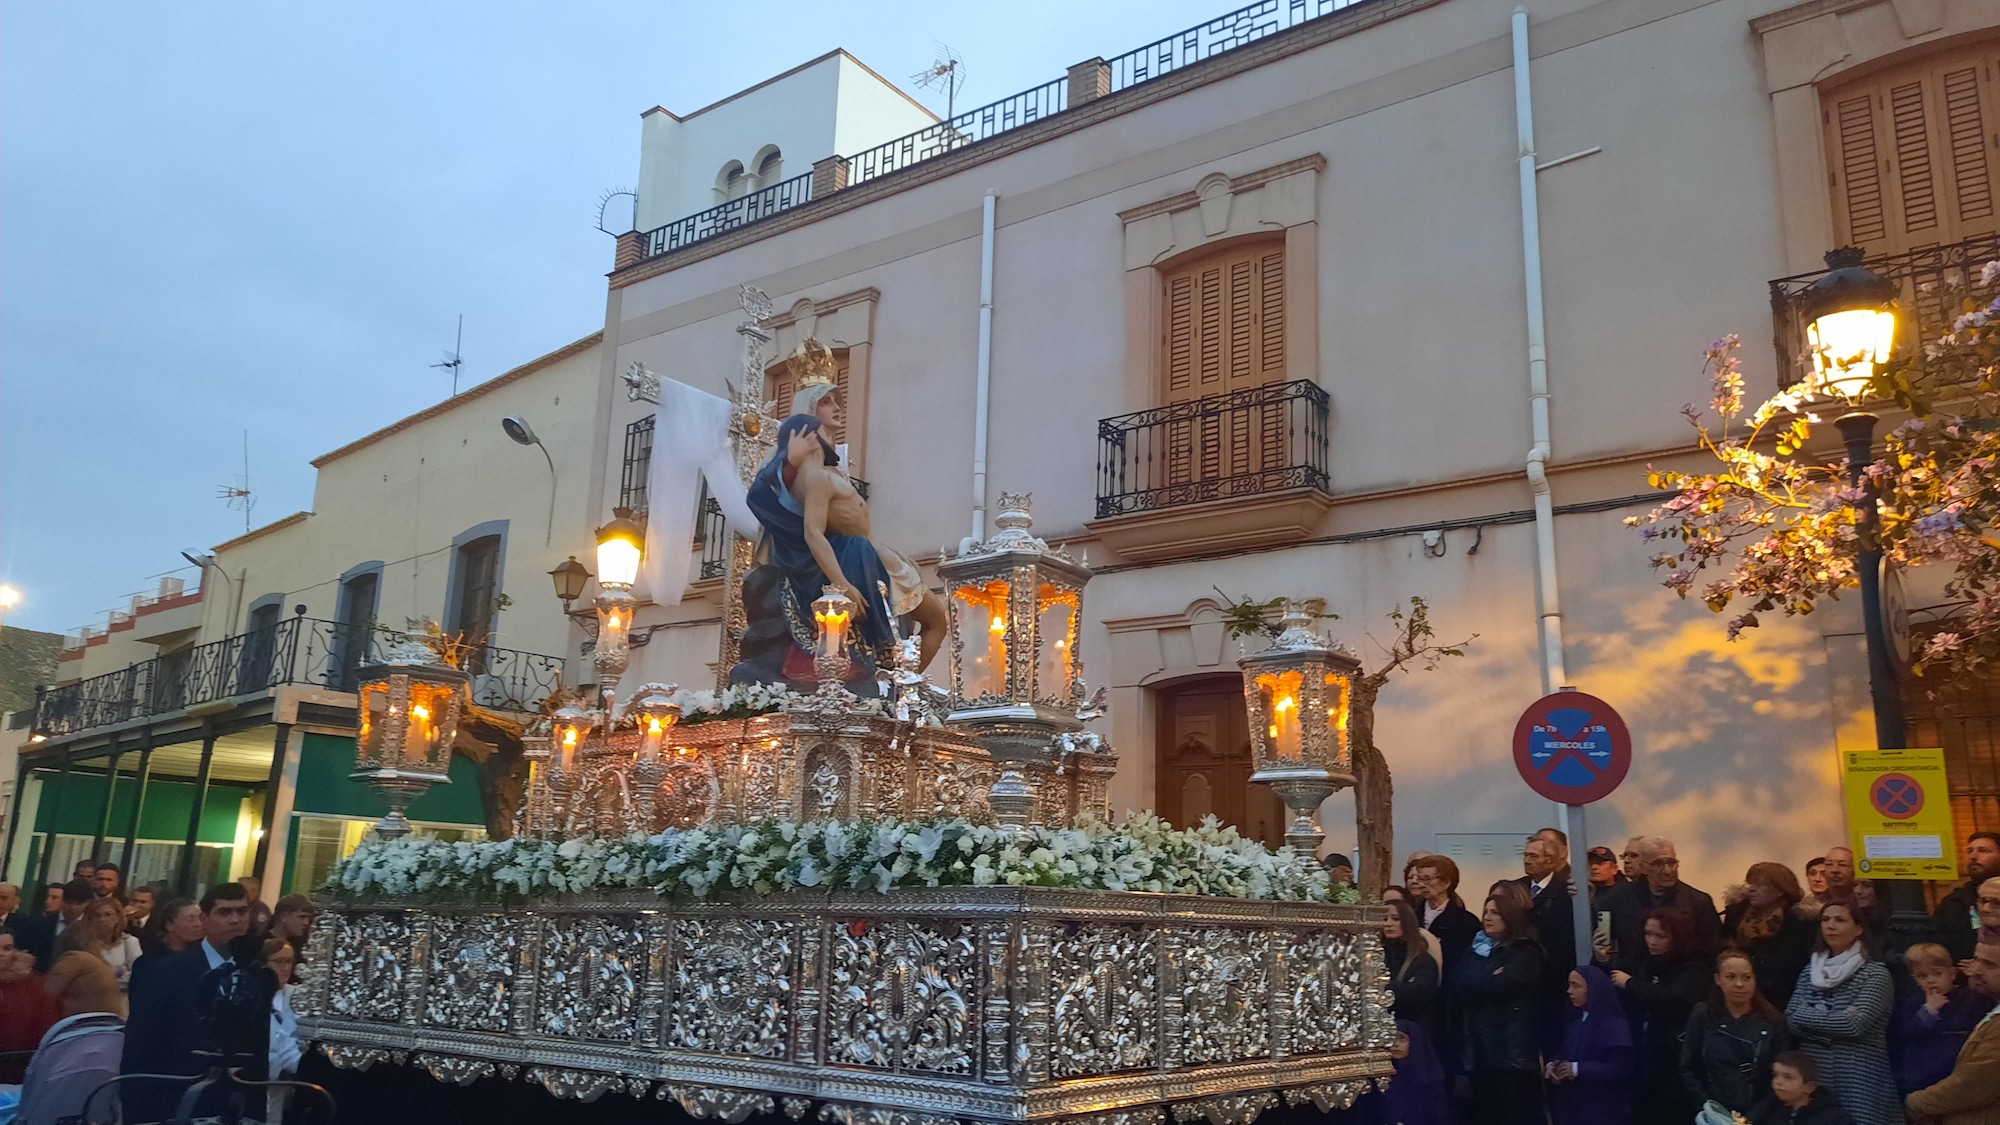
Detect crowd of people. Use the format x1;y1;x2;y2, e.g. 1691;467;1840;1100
1355;829;2000;1125
0;859;314;1124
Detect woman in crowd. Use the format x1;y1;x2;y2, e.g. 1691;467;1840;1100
1849;881;1890;944
137;896;201;957
17;952;123;1125
0;931;58;1083
1451;892;1544;1125
1783;901;1897;1125
1613;907;1709;1125
1681;946;1787;1118
1405;855;1480;983
1383;897;1440;1033
52;896;141;995
1721;862;1817;1006
266;937;302;1124
1893;941;1992;1094
1545;965;1632;1125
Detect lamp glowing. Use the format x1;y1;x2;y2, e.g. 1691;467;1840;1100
1802;247;1898;403
595;508;645;589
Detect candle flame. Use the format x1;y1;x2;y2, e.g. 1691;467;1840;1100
648;717;663;734
989;616;1006;634
562;729;577;748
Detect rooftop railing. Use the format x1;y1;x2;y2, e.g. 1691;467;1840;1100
631;0;1383;263
31;616;565;739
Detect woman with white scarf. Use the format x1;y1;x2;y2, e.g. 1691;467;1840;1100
1782;901;1898;1125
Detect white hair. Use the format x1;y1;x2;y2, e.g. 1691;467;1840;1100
1632;835;1674;861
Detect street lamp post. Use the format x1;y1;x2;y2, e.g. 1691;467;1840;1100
1801;246;1918;934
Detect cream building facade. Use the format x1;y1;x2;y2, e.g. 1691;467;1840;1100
591;0;2000;897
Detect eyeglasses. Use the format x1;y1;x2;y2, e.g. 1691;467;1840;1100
1647;858;1680;869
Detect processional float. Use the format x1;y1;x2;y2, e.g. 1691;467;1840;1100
298;287;1393;1125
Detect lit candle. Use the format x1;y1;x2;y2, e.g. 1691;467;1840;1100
1272;693;1301;759
642;716;665;761
560;726;578;772
410;703;432;755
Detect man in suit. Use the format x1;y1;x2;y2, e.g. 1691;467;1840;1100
1514;829;1576;969
1600;835;1721;972
0;883;25;936
121;882;251;1120
1908;932;2000;1121
18;881;91;974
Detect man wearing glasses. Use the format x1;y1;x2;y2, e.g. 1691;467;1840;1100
1599;835;1721;973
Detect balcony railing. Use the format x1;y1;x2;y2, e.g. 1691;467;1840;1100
1769;232;2000;388
642;172;813;258
621;415;655;512
633;0;1383;263
1095;379;1330;519
31;616;565;739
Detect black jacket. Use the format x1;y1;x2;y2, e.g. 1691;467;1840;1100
1746;1087;1856;1125
1452;938;1545;1073
1679;1001;1787;1113
1424;901;1481;985
14;912;63;974
1512;870;1577;969
1933;878;1983;961
1385;940;1440;1029
1604;880;1722;973
1625;953;1708;1110
120;944;215;1120
1721;902;1818;1007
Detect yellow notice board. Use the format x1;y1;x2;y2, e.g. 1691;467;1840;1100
1842;748;1956;879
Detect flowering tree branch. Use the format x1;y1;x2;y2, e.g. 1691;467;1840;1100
1631;262;2000;678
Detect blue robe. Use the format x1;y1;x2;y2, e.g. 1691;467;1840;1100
745;430;895;654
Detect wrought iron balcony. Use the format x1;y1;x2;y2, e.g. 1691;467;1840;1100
1768;231;2000;388
633;0;1380;264
1095;379;1330;519
30;616;564;739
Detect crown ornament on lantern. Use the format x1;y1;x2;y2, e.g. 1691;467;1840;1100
791;338;839;388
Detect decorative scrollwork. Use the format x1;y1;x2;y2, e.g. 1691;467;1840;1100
670;918;793;1056
827;920;977;1074
413;1052;495;1086
782;1097;812;1120
818;1103;959;1125
1179;929;1271;1064
424;914;517;1032
1063;1110;1165;1125
317;1043;401;1071
525;1066;625;1102
538;915;646;1042
1281;1081;1372;1112
327;913;410;1023
1286;930;1364;1054
657;1083;776;1122
1169;1093;1278;1125
1049;925;1156;1077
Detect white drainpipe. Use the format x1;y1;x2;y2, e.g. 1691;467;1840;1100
969;190;998;548
1513;8;1565;695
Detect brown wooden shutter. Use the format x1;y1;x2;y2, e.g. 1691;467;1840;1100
1158;241;1287;486
1826;44;2000;256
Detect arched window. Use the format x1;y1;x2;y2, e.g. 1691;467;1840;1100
752;145;784;187
715;161;747;203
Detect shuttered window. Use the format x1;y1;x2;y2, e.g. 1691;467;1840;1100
1158;241;1287;485
767;350;850;420
1161;242;1286;404
1826;44;2000;256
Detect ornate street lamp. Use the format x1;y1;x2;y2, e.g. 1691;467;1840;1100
937;493;1091;742
1800;247;1904;750
548;556;592;612
1237;602;1360;854
593;508;645;708
351;637;469;837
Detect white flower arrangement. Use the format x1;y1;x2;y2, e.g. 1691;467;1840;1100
670;683;803;725
325;813;1360;905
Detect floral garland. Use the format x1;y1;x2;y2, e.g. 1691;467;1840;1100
670;683;800;726
325;813;1358;904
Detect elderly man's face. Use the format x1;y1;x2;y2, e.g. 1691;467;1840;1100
1523;839;1560;879
1824;848;1855;889
0;884;20;916
1642;845;1681;892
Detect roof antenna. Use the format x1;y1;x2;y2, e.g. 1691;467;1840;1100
912;43;967;122
217;430;255;534
431;314;465;396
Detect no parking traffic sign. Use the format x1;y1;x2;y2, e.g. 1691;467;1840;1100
1512;691;1632;806
1842;748;1955;879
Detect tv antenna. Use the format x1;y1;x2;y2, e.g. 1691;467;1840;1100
217;430;255;534
431;314;465;396
912;43;967;121
595;187;636;236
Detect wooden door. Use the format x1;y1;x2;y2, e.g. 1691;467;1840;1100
1154;676;1285;847
1159;242;1286;489
1826;43;2000;256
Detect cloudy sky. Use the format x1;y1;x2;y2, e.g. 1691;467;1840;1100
1;0;1230;635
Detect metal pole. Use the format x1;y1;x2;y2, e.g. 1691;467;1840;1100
119;730;153;879
1837;410;1924;940
1;759;31;878
252;722;292;876
90;740;121;868
176;720;217;896
33;753;72;895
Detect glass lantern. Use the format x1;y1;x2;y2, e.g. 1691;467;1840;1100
1237;602;1360;853
351;637;469;837
937;493;1092;729
1802;247;1898;403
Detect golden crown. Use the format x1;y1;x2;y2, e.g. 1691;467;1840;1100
791;338;838;388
